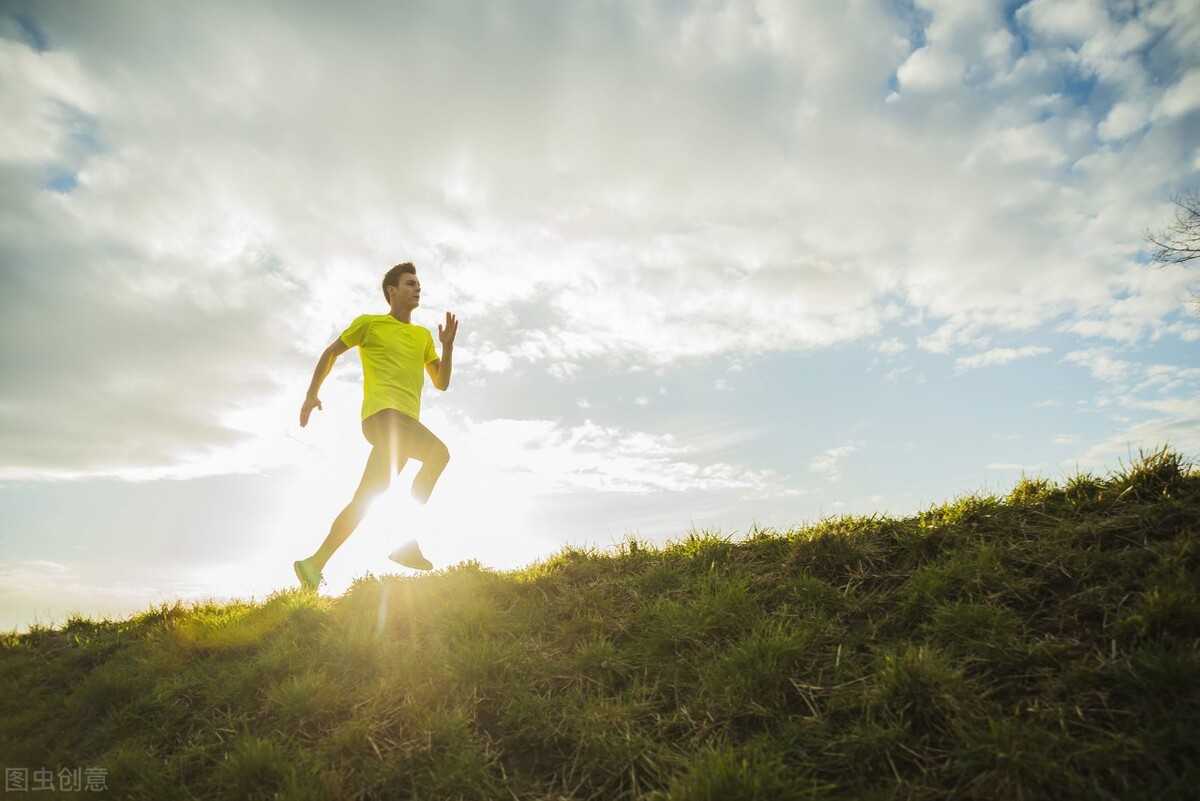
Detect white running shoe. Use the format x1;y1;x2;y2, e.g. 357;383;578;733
388;540;433;571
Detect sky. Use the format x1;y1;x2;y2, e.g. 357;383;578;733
2;0;1198;633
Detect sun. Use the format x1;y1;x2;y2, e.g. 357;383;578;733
213;393;559;598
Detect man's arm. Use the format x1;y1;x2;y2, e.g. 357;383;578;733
427;348;453;391
307;339;349;398
428;311;457;391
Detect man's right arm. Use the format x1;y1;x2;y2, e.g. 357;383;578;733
307;338;350;398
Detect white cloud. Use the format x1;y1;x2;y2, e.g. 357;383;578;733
808;443;861;483
1098;100;1150;141
1125;395;1200;417
5;559;68;575
917;320;992;354
896;45;964;92
876;337;908;355
1063;349;1200;394
1165;321;1200;342
0;558;202;633
1053;434;1077;444
479;349;514;373
439;412;790;497
1154;67;1200;119
1017;0;1109;45
1059;317;1142;342
0;37;97;162
1063;348;1135;382
547;361;581;380
1131;363;1200;394
962;122;1069;168
1062;401;1200;472
955;345;1051;370
1105;17;1155;56
1056;265;1200;344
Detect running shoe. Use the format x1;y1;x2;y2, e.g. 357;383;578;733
388;540;433;571
294;558;324;592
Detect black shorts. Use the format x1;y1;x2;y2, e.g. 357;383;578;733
361;408;448;465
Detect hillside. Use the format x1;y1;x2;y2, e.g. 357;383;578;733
2;446;1198;801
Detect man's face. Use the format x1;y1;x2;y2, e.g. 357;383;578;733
392;274;421;308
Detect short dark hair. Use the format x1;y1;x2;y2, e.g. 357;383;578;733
382;262;416;303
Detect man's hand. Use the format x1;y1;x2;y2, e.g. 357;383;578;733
300;395;323;427
438;311;458;350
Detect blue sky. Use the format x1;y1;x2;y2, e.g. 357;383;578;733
2;0;1198;632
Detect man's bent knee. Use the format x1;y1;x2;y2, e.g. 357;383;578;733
348;495;378;522
353;478;390;507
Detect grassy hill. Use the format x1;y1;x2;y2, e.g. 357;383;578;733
2;446;1198;800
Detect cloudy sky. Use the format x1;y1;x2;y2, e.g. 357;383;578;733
2;0;1198;632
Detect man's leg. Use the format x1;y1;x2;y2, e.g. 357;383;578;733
308;443;402;573
385;419;448;571
407;420;450;505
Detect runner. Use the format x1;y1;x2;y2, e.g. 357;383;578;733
293;262;458;591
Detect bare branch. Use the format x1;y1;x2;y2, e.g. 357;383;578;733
1144;188;1200;266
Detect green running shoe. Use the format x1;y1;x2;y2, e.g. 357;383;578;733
294;559;323;592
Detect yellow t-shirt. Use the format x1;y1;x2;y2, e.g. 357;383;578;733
339;314;439;422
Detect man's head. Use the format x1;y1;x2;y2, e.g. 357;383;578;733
382;262;421;310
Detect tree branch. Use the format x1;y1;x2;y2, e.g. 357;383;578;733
1145;188;1200;266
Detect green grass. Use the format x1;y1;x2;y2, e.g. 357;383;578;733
2;445;1198;800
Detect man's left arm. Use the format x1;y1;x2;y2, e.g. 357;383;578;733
428;348;452;390
427;311;458;391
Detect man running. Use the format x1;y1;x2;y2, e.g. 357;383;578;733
293;262;458;591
